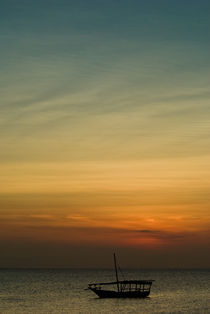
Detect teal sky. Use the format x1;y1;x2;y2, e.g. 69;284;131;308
1;0;210;163
0;1;210;267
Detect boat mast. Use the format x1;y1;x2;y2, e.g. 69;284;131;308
113;253;120;292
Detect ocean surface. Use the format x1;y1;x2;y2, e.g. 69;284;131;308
0;269;209;313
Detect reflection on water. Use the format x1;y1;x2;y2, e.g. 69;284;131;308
0;269;209;313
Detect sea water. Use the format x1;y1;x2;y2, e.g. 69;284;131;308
0;269;209;313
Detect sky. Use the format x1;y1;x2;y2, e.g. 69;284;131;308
0;0;210;268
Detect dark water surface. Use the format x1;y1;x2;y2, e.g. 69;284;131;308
0;269;209;313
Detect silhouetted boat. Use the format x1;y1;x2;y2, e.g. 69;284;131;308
88;253;154;298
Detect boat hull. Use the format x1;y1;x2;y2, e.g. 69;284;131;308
89;288;150;298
